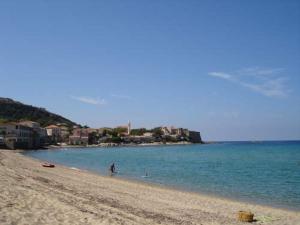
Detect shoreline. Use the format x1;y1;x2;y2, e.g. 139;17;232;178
1;149;299;225
23;149;300;213
44;141;200;150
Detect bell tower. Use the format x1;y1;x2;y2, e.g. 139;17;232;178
127;121;131;135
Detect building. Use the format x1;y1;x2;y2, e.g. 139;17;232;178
143;132;153;137
0;136;5;147
19;121;47;147
0;122;34;149
69;128;89;145
56;123;70;142
45;125;61;144
161;126;187;136
186;131;202;143
159;126;202;143
122;135;155;144
161;127;172;135
174;128;189;136
18;121;40;129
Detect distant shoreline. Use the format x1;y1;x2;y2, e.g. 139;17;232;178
38;140;300;150
6;140;300;151
43;141;201;150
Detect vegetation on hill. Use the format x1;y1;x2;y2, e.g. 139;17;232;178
130;128;150;136
0;97;78;127
150;127;164;137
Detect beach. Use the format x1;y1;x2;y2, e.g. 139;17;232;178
0;150;299;225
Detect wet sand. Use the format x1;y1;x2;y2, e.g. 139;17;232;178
0;149;299;225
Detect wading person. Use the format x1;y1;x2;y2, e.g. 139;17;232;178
109;163;115;175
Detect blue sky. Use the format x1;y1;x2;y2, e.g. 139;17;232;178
0;0;300;141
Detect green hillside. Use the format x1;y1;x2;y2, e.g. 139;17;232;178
0;97;77;127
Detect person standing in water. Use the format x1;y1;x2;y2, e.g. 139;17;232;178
109;163;115;175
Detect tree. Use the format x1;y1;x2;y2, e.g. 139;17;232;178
165;135;177;143
104;136;122;143
113;127;128;135
111;136;122;143
88;132;98;145
0;98;78;127
130;128;148;136
151;127;163;137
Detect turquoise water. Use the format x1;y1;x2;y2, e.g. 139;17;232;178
24;141;300;210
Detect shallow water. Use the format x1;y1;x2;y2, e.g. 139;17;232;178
24;141;300;210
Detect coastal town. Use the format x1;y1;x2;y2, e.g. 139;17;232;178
0;120;202;149
1;1;300;225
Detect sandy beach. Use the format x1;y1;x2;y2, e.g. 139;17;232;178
0;150;299;225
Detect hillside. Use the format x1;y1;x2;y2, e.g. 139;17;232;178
0;97;77;127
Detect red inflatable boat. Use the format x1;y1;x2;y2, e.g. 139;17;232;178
42;163;55;168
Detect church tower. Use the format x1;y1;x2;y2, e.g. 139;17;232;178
127;121;131;135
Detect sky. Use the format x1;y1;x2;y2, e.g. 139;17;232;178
0;0;300;141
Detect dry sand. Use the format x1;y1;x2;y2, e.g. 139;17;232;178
0;150;299;225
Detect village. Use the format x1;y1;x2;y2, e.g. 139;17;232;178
0;121;202;149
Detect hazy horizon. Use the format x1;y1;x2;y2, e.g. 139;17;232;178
0;1;299;141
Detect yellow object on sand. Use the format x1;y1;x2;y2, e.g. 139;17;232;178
238;211;254;222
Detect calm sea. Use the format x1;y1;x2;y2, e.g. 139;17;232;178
24;141;300;210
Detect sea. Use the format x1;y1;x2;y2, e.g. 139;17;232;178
24;141;300;210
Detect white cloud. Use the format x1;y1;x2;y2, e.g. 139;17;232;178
111;94;132;100
208;72;233;80
255;68;284;76
241;78;287;97
70;96;106;105
237;67;285;79
208;67;289;98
